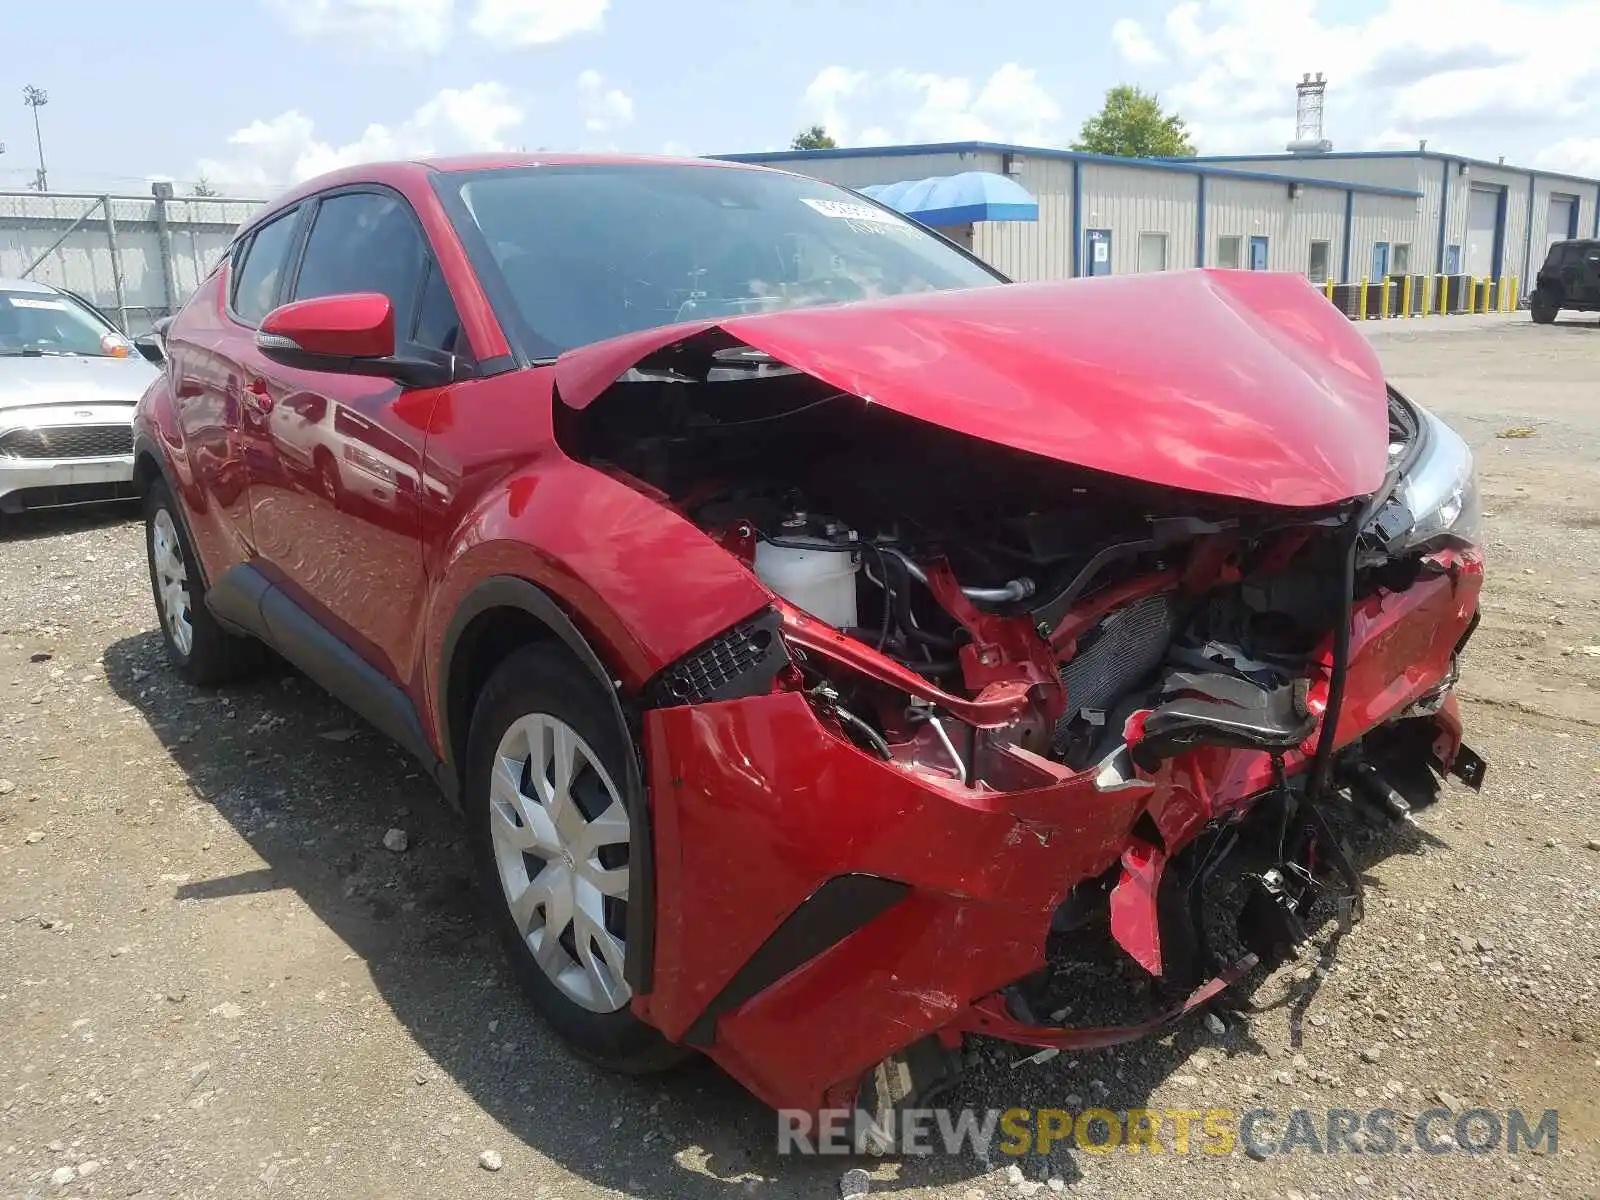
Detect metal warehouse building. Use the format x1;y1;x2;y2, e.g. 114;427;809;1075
718;142;1600;291
1184;150;1600;287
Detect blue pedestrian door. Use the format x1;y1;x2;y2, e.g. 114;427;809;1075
1086;229;1112;276
1372;242;1390;279
1249;236;1269;270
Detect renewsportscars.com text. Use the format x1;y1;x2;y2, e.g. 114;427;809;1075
778;1106;1561;1158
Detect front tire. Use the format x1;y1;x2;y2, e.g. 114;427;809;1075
143;480;264;686
465;642;686;1074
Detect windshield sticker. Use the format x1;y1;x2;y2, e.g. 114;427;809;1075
801;198;905;225
5;297;69;310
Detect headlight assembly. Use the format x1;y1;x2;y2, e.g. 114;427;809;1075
1378;403;1481;553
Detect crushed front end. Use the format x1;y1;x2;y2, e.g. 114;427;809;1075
554;296;1488;1119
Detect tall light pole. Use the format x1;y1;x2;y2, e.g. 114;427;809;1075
23;86;48;192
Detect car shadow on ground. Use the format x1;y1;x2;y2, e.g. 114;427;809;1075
103;629;1445;1196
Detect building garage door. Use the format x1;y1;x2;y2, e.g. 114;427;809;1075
1548;195;1577;252
1464;186;1501;276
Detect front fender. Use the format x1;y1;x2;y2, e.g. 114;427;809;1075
421;456;772;706
420;460;772;999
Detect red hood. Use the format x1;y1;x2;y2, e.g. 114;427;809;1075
553;269;1390;508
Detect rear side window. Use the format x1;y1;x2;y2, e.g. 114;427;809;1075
231;210;301;325
292;192;429;333
1548;242;1577;269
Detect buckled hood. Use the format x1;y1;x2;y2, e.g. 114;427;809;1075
554;268;1390;509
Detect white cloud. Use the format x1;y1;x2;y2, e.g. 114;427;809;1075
1537;137;1600;177
577;69;634;134
469;0;607;46
1111;18;1165;66
264;0;454;52
263;0;608;51
1122;0;1600;166
196;83;525;191
799;63;1062;147
802;66;868;143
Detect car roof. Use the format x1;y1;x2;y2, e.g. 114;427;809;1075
240;153;773;238
1551;238;1599;249
0;277;58;294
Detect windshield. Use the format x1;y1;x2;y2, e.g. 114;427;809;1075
0;289;124;357
441;163;1005;357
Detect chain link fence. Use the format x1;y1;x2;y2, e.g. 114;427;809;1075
0;190;266;334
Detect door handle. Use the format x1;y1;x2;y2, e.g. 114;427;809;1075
244;378;275;414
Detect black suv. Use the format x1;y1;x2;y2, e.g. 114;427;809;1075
1531;238;1600;323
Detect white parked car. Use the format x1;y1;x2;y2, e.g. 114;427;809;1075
0;277;158;513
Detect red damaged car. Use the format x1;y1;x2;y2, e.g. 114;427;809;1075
132;155;1486;1121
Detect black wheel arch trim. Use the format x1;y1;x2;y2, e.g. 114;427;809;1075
437;574;657;992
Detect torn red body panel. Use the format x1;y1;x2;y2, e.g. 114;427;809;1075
1109;840;1167;977
633;554;1483;1114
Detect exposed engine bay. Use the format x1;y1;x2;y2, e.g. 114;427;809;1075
557;341;1415;777
555;324;1487;1117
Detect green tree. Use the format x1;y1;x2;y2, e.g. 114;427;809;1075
1073;85;1195;158
190;175;219;197
791;124;837;151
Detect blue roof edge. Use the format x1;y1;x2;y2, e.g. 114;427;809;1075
1173;150;1600;188
711;141;1423;198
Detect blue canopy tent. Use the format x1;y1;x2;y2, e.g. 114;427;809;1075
857;171;1039;225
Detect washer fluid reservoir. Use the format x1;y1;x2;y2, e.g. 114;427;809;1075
754;535;860;629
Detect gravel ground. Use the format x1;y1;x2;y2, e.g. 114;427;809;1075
2;313;1597;1200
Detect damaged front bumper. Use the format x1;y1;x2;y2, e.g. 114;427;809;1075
633;547;1486;1116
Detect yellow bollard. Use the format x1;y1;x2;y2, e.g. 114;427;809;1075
1510;276;1520;309
1325;277;1335;303
1426;275;1437;315
1463;276;1473;315
1501;277;1512;312
1358;277;1370;320
1479;279;1490;313
1401;274;1413;318
1381;277;1393;318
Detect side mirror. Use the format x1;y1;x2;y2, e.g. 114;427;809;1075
133;332;165;366
255;292;452;389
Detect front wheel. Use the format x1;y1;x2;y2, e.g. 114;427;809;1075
465;642;687;1074
1530;293;1559;324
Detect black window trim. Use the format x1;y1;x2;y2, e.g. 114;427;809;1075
281;182;474;370
225;203;309;329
